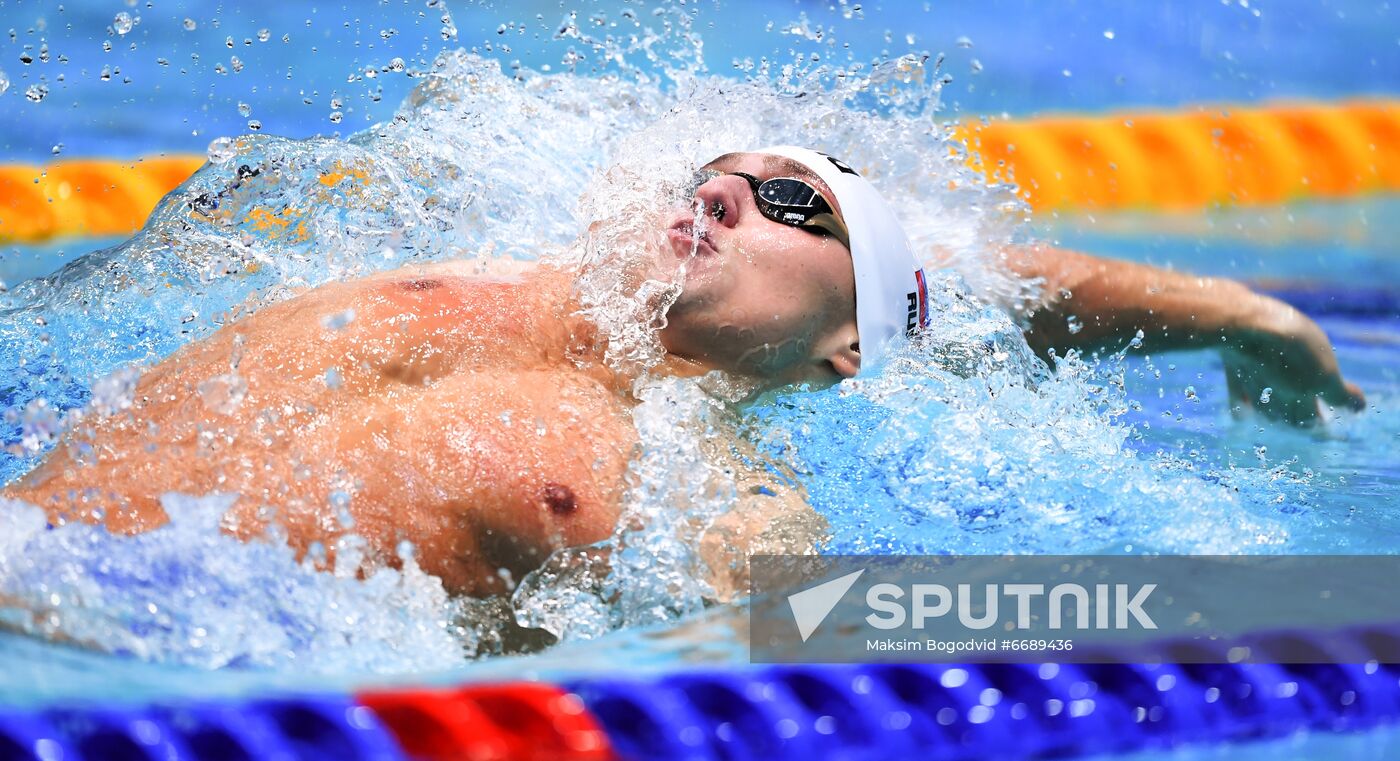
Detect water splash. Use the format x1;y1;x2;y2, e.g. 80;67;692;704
746;272;1299;557
0;14;1328;675
0;495;473;673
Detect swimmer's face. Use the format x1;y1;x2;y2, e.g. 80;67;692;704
656;152;861;384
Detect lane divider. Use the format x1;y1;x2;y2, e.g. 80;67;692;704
1258;283;1400;319
954;99;1400;211
0;155;204;244
358;683;614;761
8;695;406;761
0;100;1395;244
5;620;1400;760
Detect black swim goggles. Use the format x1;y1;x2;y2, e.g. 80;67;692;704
690;169;851;250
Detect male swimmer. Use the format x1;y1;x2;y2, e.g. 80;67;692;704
1;147;1364;597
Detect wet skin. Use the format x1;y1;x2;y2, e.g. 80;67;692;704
0;149;850;601
3;262;643;597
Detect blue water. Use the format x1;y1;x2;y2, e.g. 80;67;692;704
0;3;1397;760
0;0;1395;161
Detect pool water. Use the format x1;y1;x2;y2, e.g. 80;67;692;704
1;46;1394;684
0;3;1396;759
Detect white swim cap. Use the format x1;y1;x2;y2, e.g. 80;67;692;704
757;145;929;374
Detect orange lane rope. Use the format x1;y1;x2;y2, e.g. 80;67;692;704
954;99;1399;211
0;100;1396;244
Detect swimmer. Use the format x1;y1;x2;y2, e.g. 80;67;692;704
1;147;1364;598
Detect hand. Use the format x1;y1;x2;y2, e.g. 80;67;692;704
1224;298;1365;426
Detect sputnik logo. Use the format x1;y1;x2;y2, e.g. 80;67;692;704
786;569;865;642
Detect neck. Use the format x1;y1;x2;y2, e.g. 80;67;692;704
533;263;711;394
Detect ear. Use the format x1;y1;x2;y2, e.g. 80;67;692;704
821;324;862;379
828;343;861;379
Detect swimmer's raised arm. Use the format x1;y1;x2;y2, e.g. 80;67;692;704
1004;245;1365;426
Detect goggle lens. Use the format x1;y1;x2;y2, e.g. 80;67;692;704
685;168;851;249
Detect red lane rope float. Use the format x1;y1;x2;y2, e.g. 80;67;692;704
357;682;615;761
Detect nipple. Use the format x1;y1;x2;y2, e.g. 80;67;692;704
540;482;577;515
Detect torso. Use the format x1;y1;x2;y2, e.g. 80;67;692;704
4;261;638;596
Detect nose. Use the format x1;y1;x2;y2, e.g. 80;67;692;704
692;174;752;231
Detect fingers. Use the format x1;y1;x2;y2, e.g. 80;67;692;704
1292;380;1364;427
1340;380;1367;412
1314;378;1365;418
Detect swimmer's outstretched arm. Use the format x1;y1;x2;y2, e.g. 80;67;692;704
1004;245;1365;426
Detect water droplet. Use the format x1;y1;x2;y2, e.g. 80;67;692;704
1065;315;1083;334
197;372;247;414
225;36;234;48
246;119;261;131
320;308;356;330
99;65;112;81
955;35;973;48
1062;68;1073;77
969;59;983;74
329;493;357;529
50;143;62;155
17;398;62;452
237;101;251;117
113;12;134;35
1103;29;1116;40
183;17;197;31
1259;387;1272;404
1184;385;1199;402
24;83;47;102
0;69;8;94
257;28;272;42
230;56;244;73
206;137;237;163
387;57;405;72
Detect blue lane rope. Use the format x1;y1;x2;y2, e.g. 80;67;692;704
568;658;1400;761
1260;285;1400;318
2;652;1400;760
1;696;406;761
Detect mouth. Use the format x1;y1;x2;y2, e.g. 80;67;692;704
667;217;719;259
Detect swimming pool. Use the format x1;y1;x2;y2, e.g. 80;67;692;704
1;1;1397;759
